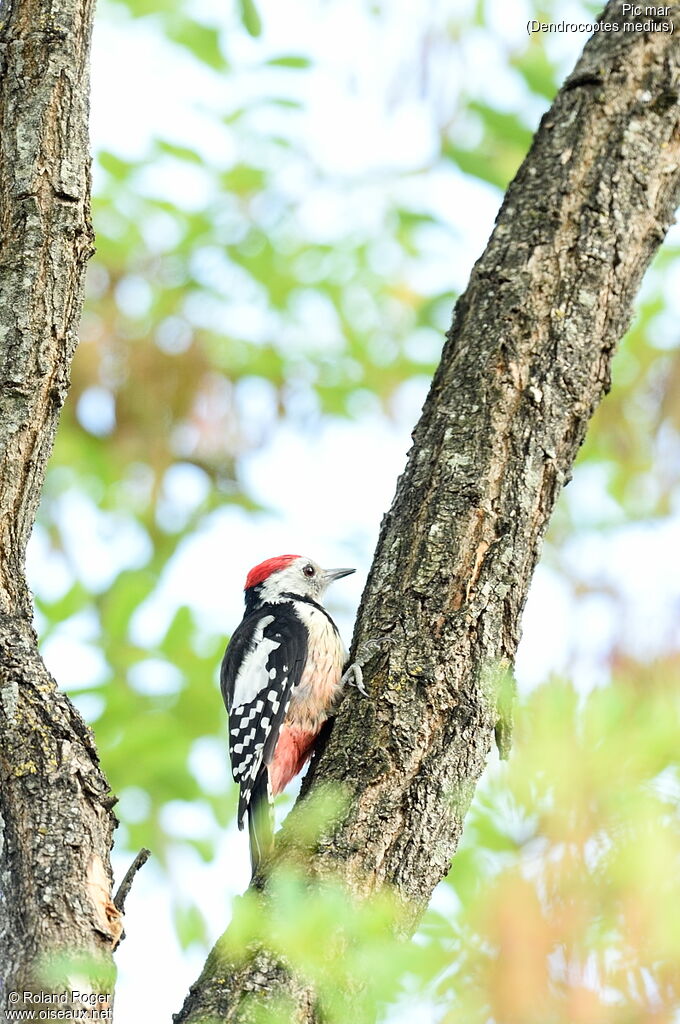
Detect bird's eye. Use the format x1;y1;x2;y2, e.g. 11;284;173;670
303;564;315;578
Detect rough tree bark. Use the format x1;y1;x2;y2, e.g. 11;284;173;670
176;5;680;1022
0;0;119;1021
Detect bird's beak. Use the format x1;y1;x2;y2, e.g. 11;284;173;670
324;567;356;583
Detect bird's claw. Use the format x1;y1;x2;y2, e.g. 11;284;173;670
341;636;393;696
341;662;368;697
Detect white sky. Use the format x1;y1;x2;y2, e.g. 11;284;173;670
23;0;680;1020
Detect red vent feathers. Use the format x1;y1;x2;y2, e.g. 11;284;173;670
245;555;300;590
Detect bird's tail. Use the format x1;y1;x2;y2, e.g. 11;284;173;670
247;771;274;881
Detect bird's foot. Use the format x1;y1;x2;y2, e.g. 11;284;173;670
341;661;368;697
341;637;392;697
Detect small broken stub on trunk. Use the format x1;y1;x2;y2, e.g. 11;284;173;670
87;854;123;947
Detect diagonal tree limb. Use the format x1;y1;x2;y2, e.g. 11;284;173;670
175;5;680;1021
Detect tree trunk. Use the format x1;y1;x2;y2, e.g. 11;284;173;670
0;1;119;1021
175;5;680;1022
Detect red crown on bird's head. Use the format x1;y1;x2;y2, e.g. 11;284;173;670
244;555;300;590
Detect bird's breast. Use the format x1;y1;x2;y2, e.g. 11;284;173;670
287;604;346;732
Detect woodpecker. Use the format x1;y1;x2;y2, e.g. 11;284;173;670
220;554;362;876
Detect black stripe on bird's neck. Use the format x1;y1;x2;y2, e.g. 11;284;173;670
243;587;339;633
280;591;339;632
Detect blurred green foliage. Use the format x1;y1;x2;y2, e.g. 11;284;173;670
425;667;680;1022
207;672;680;1023
28;0;680;1006
223;871;414;1024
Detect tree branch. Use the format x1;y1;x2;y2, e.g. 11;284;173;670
0;1;119;1019
113;848;151;914
175;5;680;1021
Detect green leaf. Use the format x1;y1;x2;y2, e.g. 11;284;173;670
173;902;210;949
155;140;204;165
443;141;511;189
266;55;312;69
166;19;227;71
98;150;136;181
469;100;533;150
238;0;262;37
99;569;157;643
36;581;90;626
511;43;558;100
220;163;267;196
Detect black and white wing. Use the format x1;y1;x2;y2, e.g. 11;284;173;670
220;603;307;827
